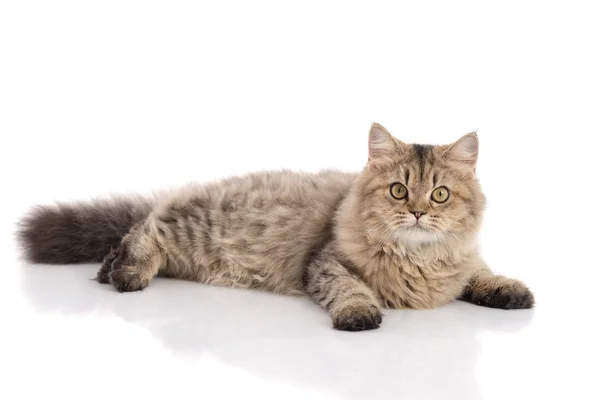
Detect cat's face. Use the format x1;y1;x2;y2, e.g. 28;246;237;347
358;124;486;246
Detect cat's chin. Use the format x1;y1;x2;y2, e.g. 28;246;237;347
394;227;442;246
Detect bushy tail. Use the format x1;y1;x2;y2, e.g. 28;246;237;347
16;195;156;264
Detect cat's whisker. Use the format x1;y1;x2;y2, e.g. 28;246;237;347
368;217;404;235
375;225;399;249
368;221;389;234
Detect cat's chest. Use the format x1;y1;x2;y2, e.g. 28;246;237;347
363;252;473;309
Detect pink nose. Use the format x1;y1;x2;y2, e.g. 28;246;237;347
410;211;426;219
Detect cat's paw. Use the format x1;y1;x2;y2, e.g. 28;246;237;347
107;242;150;292
109;265;150;292
96;247;118;284
332;303;383;331
476;278;535;309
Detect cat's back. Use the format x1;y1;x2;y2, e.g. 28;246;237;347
184;169;357;211
211;169;357;239
221;169;356;202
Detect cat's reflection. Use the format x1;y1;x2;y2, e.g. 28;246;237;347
20;264;533;400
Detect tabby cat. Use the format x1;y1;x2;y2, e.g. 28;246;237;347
17;123;534;331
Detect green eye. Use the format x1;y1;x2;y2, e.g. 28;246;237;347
390;183;408;200
431;186;450;203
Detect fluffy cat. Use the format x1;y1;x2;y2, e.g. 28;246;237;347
17;123;534;331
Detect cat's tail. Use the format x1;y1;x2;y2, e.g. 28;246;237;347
16;195;157;264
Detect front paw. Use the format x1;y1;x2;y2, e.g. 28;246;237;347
332;303;383;331
473;278;535;309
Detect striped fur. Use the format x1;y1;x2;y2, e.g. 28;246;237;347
17;123;534;331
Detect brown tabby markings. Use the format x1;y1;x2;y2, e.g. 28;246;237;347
18;123;534;331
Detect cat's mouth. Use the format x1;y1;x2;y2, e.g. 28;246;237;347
408;222;432;231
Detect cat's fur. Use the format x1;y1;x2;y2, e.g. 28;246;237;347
17;123;534;331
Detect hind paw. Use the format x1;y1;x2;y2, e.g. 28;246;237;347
109;265;150;292
95;223;161;293
97;247;118;284
107;243;151;292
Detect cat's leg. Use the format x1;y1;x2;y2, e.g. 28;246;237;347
96;246;118;284
104;221;166;292
459;266;534;309
304;253;383;331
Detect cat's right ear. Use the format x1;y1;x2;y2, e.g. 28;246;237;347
368;123;404;165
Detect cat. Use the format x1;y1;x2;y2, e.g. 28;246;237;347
16;123;534;331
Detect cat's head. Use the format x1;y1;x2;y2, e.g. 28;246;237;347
355;123;486;247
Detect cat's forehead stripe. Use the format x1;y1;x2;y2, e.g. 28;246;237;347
412;144;433;181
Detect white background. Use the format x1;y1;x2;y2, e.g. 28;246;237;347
1;1;599;399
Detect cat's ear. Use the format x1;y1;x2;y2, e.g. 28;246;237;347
444;132;479;174
368;123;405;163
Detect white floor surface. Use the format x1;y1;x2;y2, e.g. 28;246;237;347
1;231;597;400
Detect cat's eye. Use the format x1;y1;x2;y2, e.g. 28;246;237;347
390;183;408;200
431;186;450;203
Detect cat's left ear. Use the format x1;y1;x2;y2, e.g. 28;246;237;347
443;132;479;175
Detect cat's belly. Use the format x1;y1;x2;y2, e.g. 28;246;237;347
160;243;309;295
365;258;474;309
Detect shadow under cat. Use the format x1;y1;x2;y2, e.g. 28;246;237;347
19;264;533;400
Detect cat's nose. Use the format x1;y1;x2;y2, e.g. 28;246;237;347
410;210;426;219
